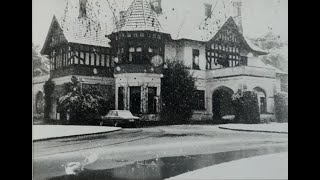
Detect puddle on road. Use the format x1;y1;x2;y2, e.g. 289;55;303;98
50;146;287;180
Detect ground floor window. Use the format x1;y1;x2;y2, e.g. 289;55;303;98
193;90;205;110
118;87;124;110
130;87;141;115
148;87;157;114
35;92;44;114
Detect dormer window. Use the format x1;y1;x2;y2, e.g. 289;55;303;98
136;47;142;52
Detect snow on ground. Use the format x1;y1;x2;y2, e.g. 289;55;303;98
167;152;288;180
33;125;121;140
219;123;288;133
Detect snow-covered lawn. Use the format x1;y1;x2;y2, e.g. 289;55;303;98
33;125;121;140
219;123;288;133
167;152;288;179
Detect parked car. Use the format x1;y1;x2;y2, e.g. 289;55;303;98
100;110;140;127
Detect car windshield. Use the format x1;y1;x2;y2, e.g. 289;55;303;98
118;111;133;117
108;111;118;116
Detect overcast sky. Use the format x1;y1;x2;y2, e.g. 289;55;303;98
32;0;288;48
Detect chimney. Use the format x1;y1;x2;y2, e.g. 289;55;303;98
79;0;88;18
150;0;162;15
232;0;243;34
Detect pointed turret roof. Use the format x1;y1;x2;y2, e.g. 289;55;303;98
116;0;164;32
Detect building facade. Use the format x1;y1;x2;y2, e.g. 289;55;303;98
33;0;287;121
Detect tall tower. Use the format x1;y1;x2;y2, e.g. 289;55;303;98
107;0;170;116
232;0;243;34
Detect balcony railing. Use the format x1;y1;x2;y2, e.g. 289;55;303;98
190;65;276;80
206;66;276;79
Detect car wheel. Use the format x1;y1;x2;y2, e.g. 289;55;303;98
114;121;118;127
99;121;104;126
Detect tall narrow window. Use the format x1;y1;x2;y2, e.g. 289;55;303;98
74;51;78;64
118;87;124;110
148;87;157;114
80;52;84;64
85;52;89;65
129;47;135;62
101;54;105;66
111;57;115;67
90;53;95;66
96;54;100;66
106;55;110;67
192;49;200;70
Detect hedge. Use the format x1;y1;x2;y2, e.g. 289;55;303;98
232;90;260;124
274;92;288;122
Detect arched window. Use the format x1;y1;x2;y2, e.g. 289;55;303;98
254;87;267;114
35;92;44;114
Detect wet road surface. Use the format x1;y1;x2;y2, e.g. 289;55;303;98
33;125;288;180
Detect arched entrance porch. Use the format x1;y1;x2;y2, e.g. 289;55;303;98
254;87;267;114
212;86;235;120
35;91;44;114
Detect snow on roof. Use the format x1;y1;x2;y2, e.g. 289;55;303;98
250;58;287;75
116;0;164;32
58;17;110;47
33;74;50;84
57;0;111;47
244;37;268;55
265;64;288;74
41;0;113;52
41;0;268;55
158;0;233;41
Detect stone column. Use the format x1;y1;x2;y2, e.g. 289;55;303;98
124;86;130;110
156;85;161;113
141;85;148;114
115;85;119;110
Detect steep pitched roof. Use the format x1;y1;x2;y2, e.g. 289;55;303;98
116;0;164;32
157;0;233;41
156;0;267;54
59;17;110;47
249;58;287;74
41;0;267;56
41;1;111;54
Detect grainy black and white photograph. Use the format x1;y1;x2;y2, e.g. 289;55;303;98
32;0;288;179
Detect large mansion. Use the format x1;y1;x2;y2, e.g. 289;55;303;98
33;0;287;121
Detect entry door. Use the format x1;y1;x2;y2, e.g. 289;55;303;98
130;87;141;115
260;97;266;114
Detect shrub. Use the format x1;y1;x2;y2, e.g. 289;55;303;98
232;90;260;124
274;92;288;122
161;60;198;123
260;114;276;124
58;76;114;125
43;79;55;121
